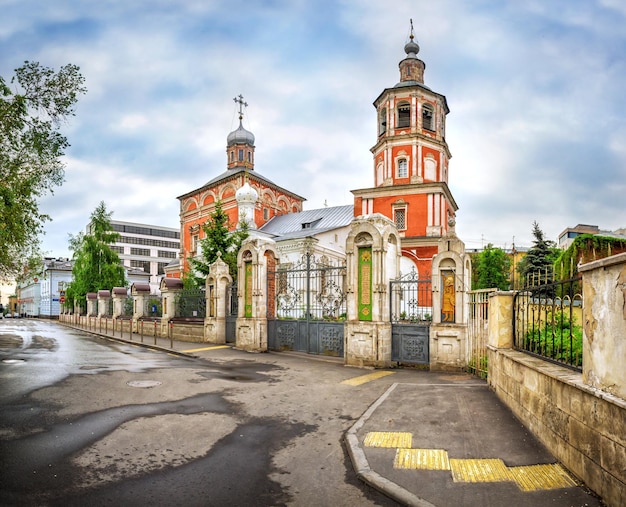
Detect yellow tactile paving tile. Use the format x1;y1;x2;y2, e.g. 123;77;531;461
508;463;578;491
394;448;450;470
341;371;396;386
364;431;412;449
450;458;512;483
181;345;230;353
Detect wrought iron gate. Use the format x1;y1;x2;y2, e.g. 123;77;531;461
267;253;346;357
390;269;432;365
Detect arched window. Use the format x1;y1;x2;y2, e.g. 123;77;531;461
397;158;408;179
397;102;410;128
379;108;387;135
422;104;434;131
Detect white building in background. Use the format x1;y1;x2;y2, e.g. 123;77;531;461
39;258;74;318
106;220;180;293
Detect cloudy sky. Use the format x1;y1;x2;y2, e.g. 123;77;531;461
2;0;625;258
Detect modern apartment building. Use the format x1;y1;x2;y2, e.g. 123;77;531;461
107;220;180;293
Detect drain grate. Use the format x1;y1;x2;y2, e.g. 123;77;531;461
126;380;162;388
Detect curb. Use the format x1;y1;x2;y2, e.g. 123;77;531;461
344;383;436;507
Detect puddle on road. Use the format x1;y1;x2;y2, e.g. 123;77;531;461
2;358;26;364
127;380;162;388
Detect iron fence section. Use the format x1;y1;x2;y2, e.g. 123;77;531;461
513;275;583;371
467;288;496;378
144;296;163;317
122;296;133;316
175;288;206;318
389;269;433;323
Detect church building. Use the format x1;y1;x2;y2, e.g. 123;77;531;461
176;96;305;276
352;26;458;279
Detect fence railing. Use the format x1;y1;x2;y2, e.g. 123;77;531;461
175;288;206;318
389;269;432;323
513;275;583;370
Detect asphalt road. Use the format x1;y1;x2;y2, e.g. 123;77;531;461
0;319;401;506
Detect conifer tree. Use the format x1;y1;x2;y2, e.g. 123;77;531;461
65;202;126;308
517;221;559;286
188;201;248;287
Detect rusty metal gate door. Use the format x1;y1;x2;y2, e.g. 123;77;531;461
390;269;432;365
267;253;346;357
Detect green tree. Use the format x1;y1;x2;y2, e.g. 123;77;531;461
65;202;126;309
0;61;86;280
473;243;511;290
188;201;248;287
517;221;559;286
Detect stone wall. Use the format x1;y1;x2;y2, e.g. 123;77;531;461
488;281;626;507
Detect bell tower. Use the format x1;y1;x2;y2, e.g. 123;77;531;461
352;21;458;278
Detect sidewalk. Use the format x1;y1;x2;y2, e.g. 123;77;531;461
57;320;224;359
346;380;603;507
61;321;602;507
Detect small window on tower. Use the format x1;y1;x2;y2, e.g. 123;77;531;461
248;151;251;163
238;149;244;161
263;208;269;221
230;152;234;162
422;104;434;131
397;102;410;128
379;108;387;135
397;158;408;179
394;209;406;231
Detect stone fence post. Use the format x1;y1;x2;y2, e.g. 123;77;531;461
205;254;233;344
486;291;515;350
579;252;626;400
111;287;127;319
131;283;151;320
97;290;111;318
159;277;183;334
86;292;97;317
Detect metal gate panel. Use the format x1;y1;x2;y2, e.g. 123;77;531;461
392;324;429;364
390;269;432;365
225;283;237;344
267;253;346;357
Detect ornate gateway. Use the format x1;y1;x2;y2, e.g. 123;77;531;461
267;253;346;357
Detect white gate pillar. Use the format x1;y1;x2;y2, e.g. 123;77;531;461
430;217;472;371
235;237;278;352
205;253;233;344
344;214;401;368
